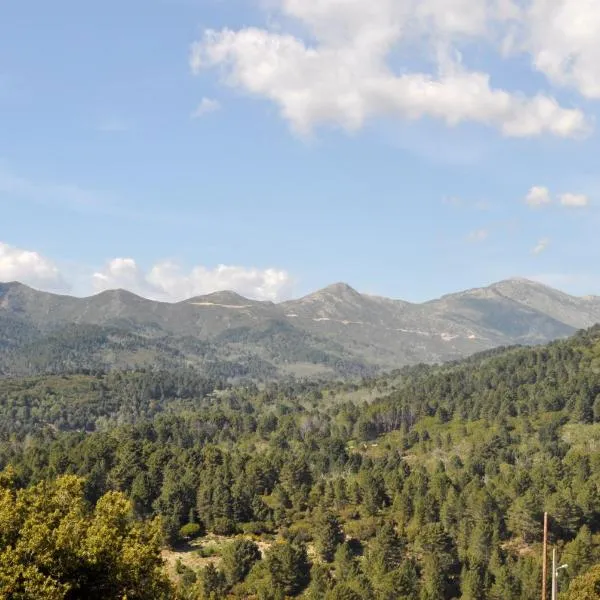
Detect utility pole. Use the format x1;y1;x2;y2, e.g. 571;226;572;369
552;547;557;600
552;547;568;600
542;512;548;600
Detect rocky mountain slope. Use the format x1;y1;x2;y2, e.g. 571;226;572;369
1;278;598;378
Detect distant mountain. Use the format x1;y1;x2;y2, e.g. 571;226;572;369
1;278;599;378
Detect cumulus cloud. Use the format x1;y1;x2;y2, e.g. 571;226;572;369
525;186;551;207
467;229;489;242
191;97;221;118
524;186;590;208
92;258;293;302
515;0;600;99
190;0;588;137
559;192;589;208
532;237;550;255
0;242;68;291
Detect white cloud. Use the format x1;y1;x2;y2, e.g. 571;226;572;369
92;258;293;302
532;237;550;254
467;229;489;242
524;185;590;208
525;185;551;207
516;0;600;99
191;97;221;118
190;0;588;137
559;192;589;208
0;242;68;291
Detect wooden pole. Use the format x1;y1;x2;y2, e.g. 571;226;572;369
542;512;548;600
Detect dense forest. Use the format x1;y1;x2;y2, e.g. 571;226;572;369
0;316;374;381
3;326;600;598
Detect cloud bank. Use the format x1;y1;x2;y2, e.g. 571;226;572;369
0;242;69;292
0;243;293;302
92;258;293;302
190;0;590;138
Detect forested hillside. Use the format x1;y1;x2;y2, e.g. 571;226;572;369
3;278;600;379
3;326;600;598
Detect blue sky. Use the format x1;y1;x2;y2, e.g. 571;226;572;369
1;0;600;302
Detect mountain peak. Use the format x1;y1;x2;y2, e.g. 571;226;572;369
0;281;40;294
0;281;65;302
494;277;549;289
320;282;361;297
91;288;147;303
489;278;574;299
187;290;255;306
0;281;24;294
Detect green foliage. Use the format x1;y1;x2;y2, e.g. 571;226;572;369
0;472;173;599
561;564;600;599
365;521;404;577
263;541;311;597
325;583;363;600
179;522;203;540
2;326;600;597
305;562;333;599
221;537;262;585
195;563;226;600
314;509;345;562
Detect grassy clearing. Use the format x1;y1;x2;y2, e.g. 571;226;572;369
562;423;600;451
162;533;275;583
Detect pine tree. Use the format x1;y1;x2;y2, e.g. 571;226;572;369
562;525;595;577
221;538;262;585
306;563;333;599
366;521;404;577
460;564;486;600
314;510;345;562
334;542;360;581
264;541;311;597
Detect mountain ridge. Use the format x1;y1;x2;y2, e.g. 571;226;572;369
1;278;599;378
0;276;565;305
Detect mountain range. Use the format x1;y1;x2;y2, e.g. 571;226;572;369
1;278;599;378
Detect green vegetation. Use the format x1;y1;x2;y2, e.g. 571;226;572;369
3;277;599;380
0;470;172;599
2;325;600;597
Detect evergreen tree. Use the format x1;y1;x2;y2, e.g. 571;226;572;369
221;538;262;585
306;563;333;599
334;542;360;581
314;510;345;562
197;563;226;600
263;541;311;597
366;521;404;577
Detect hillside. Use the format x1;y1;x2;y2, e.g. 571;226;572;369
1;278;599;378
2;327;600;598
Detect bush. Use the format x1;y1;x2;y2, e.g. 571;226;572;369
197;543;221;558
212;517;238;536
240;521;271;535
179;522;203;540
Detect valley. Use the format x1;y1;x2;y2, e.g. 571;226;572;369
2;326;600;597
